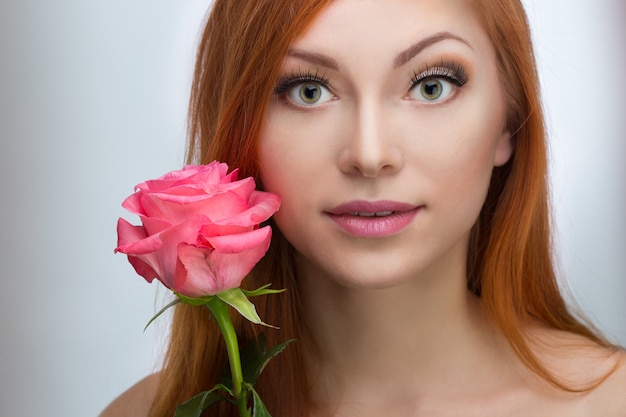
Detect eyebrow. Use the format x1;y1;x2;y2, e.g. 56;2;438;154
285;31;473;71
285;49;340;70
393;32;473;68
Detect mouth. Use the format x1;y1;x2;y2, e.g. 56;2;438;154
327;200;417;216
325;200;420;238
347;211;395;217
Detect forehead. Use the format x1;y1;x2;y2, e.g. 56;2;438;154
290;0;492;58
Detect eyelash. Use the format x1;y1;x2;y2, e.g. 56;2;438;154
273;60;469;104
274;69;332;99
410;60;469;90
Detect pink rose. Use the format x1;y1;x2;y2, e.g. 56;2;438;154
115;162;280;298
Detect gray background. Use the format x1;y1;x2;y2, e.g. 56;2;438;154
0;1;623;416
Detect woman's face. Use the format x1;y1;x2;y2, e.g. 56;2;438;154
258;0;513;289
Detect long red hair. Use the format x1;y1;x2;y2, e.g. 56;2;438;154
149;1;614;416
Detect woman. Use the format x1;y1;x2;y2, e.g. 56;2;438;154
101;0;626;416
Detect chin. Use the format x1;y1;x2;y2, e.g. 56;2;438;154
301;257;425;292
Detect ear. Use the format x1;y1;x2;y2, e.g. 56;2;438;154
493;129;513;167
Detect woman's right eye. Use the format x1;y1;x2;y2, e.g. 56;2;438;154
282;81;334;107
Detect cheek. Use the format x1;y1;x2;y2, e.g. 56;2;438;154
258;103;344;196
258;111;320;229
258;108;300;192
442;89;510;175
403;98;509;208
257;143;299;242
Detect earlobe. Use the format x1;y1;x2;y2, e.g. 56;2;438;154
493;130;514;167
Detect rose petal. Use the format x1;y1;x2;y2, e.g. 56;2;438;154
207;227;272;254
178;163;228;192
121;192;146;216
199;191;280;234
127;256;160;284
139;162;227;193
140;216;171;236
115;218;162;254
174;244;220;297
173;227;272;297
206;227;272;291
214;176;256;201
140;191;248;225
115;161;281;299
147;215;210;289
199;223;252;238
244;191;282;223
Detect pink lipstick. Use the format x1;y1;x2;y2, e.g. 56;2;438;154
326;200;420;238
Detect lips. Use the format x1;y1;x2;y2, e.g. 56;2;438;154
327;200;417;215
325;200;420;238
347;211;394;217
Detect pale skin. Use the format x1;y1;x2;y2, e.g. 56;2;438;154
100;0;626;416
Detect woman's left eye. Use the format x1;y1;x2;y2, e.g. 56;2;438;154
408;62;469;103
408;78;455;102
285;82;334;107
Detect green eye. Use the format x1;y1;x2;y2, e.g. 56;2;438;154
409;78;454;102
286;81;333;107
299;83;323;104
420;80;444;100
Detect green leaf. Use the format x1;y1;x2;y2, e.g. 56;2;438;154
217;288;275;327
220;334;295;388
247;337;294;385
173;384;233;417
174;292;215;306
241;284;285;298
144;298;182;331
251;386;272;417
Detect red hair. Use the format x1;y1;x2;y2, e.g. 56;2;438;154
150;1;332;416
468;0;613;390
149;1;615;416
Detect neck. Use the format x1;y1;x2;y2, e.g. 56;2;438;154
296;254;514;410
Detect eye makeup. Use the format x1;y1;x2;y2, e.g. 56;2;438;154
272;58;470;106
409;59;469;90
274;68;332;97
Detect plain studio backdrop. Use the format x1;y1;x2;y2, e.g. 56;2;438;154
0;1;624;416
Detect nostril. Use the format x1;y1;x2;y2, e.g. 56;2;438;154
338;144;404;178
337;109;404;177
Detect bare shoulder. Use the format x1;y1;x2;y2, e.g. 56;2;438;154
99;373;160;417
585;349;626;415
521;326;626;415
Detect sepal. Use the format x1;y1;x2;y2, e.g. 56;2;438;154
174;291;215;306
241;284;285;298
144;298;182;331
217;288;275;327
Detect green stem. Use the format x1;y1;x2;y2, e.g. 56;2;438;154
206;297;249;417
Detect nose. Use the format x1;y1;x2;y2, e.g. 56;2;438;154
338;101;404;178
